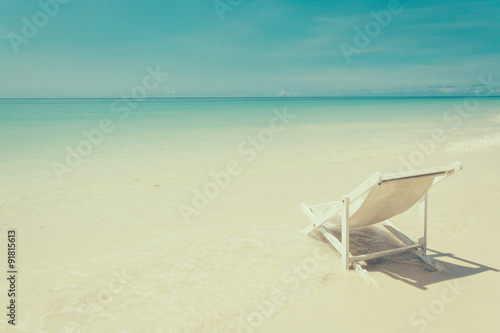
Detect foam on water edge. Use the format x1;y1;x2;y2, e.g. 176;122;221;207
445;134;500;151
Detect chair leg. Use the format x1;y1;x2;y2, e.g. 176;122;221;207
341;195;350;269
418;191;428;251
414;248;450;273
382;220;450;274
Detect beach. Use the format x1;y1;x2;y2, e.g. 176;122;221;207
0;97;499;332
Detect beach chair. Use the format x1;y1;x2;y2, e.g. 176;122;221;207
301;161;462;272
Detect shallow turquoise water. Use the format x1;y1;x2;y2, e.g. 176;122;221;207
1;97;499;186
2;96;499;148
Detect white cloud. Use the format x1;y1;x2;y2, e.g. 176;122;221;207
276;89;301;97
440;87;457;93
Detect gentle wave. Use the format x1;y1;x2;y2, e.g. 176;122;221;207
445;134;500;151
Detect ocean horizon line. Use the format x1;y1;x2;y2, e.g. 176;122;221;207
1;95;499;101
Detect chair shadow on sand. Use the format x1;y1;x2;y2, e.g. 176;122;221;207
323;226;499;290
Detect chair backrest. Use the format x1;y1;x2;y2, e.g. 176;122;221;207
348;174;435;227
346;161;462;227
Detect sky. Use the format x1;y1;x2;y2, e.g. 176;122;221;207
0;0;499;98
